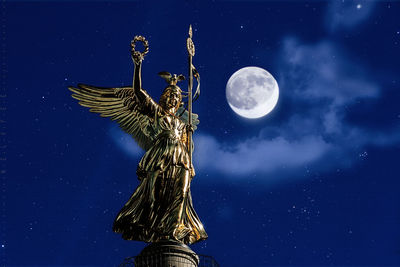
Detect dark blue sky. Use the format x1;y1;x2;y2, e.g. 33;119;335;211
4;1;400;266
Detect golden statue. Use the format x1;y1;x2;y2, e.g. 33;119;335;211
69;27;207;245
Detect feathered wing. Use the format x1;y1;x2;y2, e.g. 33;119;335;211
68;84;156;151
176;106;200;130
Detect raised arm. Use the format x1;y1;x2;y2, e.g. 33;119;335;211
131;48;159;117
132;53;146;102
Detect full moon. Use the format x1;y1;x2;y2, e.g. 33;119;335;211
226;66;279;119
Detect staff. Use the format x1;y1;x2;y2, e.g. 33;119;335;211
187;25;195;169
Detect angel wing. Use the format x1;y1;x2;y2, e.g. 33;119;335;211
69;84;156;151
176;106;200;130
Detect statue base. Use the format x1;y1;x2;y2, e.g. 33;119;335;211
134;240;199;267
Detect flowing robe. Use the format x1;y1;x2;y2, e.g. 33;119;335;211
112;93;208;244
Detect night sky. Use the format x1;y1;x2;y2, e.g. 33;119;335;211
3;1;400;266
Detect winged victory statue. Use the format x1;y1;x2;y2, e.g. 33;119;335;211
68;29;207;245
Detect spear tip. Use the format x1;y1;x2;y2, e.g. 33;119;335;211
188;24;193;38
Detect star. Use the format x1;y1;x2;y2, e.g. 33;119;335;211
359;151;368;159
356;4;362;9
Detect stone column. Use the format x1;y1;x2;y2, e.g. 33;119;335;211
134;240;199;267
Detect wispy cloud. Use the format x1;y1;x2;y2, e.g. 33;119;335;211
194;133;332;178
109;125;142;157
325;0;376;33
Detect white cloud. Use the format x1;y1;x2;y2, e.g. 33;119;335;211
194;133;332;178
109;125;142;157
282;38;379;106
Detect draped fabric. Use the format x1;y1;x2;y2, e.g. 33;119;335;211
69;84;207;244
112;94;207;244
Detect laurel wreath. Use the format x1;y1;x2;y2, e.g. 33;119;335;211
130;36;149;61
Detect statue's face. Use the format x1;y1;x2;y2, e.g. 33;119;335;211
165;91;180;110
161;90;181;111
160;86;182;112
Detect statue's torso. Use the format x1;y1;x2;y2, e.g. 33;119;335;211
138;112;189;174
155;113;186;142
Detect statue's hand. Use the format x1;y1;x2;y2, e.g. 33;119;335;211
186;124;194;133
131;51;144;66
130;35;148;66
